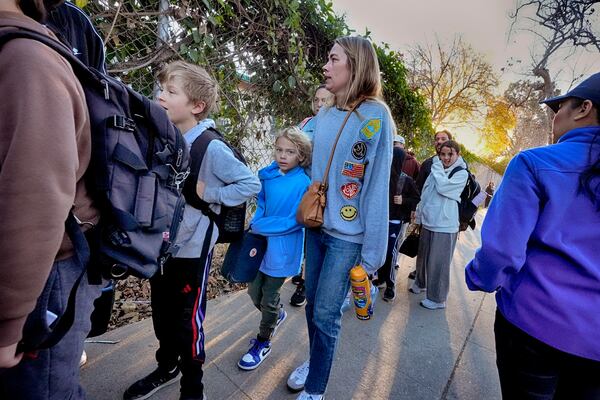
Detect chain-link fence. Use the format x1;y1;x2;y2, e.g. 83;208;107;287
83;0;301;178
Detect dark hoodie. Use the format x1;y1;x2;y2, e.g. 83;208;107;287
389;147;420;222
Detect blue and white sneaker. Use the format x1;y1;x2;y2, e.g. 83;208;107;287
296;390;324;400
272;307;287;337
238;338;272;370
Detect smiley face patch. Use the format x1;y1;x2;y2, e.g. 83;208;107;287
360;118;382;140
340;205;358;221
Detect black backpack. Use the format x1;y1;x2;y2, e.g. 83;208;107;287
449;166;481;231
0;28;190;280
182;128;248;243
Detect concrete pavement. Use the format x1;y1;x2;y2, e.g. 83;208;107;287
81;213;501;400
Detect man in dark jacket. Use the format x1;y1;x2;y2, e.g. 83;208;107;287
376;147;420;301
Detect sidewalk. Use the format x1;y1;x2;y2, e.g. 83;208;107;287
81;214;501;400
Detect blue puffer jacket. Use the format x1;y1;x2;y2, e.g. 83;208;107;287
250;161;310;277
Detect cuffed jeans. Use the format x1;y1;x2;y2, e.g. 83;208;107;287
303;229;361;395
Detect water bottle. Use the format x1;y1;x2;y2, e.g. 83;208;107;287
349;265;372;320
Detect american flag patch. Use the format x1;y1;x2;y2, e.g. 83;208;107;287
342;161;365;178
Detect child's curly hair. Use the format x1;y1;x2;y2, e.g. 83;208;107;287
275;127;312;168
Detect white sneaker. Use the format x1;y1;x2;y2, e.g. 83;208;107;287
420;298;446;309
409;281;426;294
287;359;310;392
296;390;324;400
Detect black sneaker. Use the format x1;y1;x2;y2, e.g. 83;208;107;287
408;270;416;280
123;366;180;400
291;275;304;285
372;278;385;288
383;287;396;302
290;284;307;307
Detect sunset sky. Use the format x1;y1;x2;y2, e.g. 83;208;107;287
331;0;600;152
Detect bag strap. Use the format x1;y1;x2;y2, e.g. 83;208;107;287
448;166;465;179
0;27;94;81
321;99;365;190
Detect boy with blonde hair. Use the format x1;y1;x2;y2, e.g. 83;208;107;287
124;61;260;400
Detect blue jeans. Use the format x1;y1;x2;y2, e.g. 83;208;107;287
304;229;362;395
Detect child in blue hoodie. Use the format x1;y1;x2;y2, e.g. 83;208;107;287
238;127;312;371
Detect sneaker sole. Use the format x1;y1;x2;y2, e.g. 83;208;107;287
237;348;271;371
290;298;307;307
286;382;305;393
124;375;180;400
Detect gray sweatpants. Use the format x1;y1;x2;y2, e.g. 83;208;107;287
414;228;458;303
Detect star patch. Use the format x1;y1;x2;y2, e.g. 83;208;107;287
340;205;358;221
351;141;367;160
342;161;365;178
359;118;382;140
340;182;361;200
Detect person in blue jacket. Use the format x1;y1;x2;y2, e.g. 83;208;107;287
237;127;311;371
465;72;600;399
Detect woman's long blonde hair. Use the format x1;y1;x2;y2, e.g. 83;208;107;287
334;36;383;109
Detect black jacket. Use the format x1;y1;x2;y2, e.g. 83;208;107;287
46;2;106;72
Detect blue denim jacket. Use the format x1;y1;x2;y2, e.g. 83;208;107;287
466;126;600;361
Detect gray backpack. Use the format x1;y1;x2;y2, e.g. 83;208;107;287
0;27;190;279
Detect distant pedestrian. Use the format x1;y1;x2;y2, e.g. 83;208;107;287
484;181;494;208
286;36;393;400
466;73;600;399
237;127;311;371
393;134;420;180
298;84;333;141
374;147;420;302
290;84;333;308
411;140;468;310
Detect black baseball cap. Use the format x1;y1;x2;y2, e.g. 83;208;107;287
541;72;600;112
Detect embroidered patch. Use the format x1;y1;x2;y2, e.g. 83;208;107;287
340;182;361;200
249;248;258;257
360;118;382;140
342;161;365;178
340;205;358;221
351;141;367;160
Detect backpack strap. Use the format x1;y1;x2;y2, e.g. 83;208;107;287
182;127;243;219
0;27;94;81
448;166;465;179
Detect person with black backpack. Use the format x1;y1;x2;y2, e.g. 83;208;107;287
0;0;103;398
410;140;468;310
373;147;420;302
123;61;260;400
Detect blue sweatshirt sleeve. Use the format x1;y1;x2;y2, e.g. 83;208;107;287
251;176;308;236
359;108;393;274
465;153;542;292
202;141;261;206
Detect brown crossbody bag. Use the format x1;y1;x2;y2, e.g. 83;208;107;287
296;100;363;227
